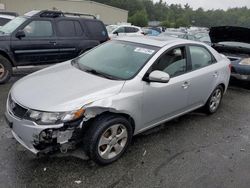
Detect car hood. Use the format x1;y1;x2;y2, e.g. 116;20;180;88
210;26;250;44
11;61;125;112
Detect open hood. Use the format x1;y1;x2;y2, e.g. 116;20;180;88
209;26;250;44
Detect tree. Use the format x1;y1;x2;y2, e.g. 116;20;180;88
94;0;250;28
128;10;148;27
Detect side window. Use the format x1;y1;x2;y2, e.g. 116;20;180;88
189;46;214;70
125;27;138;33
134;28;139;32
85;20;107;40
57;20;76;37
0;18;10;26
151;47;187;78
115;27;125;33
23;21;53;37
74;21;83;36
126;27;132;33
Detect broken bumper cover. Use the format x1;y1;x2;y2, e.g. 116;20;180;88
5;110;79;155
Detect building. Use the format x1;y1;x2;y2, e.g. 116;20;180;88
0;0;128;25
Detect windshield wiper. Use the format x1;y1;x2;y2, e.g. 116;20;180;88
83;67;120;80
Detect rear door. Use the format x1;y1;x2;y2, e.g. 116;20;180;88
55;19;84;62
11;19;59;65
186;45;219;108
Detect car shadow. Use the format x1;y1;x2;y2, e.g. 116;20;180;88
229;78;250;90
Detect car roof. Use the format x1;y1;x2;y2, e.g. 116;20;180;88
110;25;140;28
0;14;15;19
114;36;191;47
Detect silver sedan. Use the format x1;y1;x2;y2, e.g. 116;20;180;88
5;36;231;164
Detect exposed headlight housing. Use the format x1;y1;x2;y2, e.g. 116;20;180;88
26;108;85;125
239;58;250;65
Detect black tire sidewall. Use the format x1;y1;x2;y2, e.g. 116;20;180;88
0;56;12;84
87;115;133;165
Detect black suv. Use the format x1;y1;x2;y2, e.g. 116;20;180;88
0;10;109;83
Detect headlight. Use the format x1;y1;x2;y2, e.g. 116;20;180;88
26;108;85;125
239;58;250;65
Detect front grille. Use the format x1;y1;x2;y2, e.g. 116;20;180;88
9;95;28;119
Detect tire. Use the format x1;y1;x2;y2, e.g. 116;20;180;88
204;85;224;114
85;114;133;165
0;55;12;84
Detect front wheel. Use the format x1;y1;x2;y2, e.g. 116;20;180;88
204;85;223;114
85;114;133;165
0;55;12;84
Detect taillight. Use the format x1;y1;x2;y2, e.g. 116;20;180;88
229;63;232;71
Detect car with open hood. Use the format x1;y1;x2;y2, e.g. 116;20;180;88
5;36;230;165
210;26;250;81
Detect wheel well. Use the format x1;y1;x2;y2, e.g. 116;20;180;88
98;111;136;134
218;83;226;93
0;51;14;66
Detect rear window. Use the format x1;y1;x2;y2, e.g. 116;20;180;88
0;18;10;26
85;20;108;41
57;20;83;37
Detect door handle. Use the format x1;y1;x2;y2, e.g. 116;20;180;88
49;41;57;46
182;81;190;89
213;71;219;77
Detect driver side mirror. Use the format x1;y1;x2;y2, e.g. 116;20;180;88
148;70;170;83
113;31;119;36
15;30;25;39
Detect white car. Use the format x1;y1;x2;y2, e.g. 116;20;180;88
0;14;15;26
106;25;144;38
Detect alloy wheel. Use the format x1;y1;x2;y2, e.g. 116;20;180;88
209;88;222;112
98;124;128;160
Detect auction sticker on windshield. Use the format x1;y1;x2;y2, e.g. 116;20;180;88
134;47;155;55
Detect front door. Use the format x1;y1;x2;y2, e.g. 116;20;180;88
142;46;190;128
11;19;59;65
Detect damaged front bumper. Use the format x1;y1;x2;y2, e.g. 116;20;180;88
5;110;83;155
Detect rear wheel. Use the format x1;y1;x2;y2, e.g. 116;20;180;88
204;85;223;114
85;114;133;165
0;55;12;84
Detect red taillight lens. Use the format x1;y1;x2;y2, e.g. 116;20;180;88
229;63;232;71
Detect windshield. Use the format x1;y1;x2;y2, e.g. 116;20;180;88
75;41;159;80
218;42;250;49
106;25;119;34
0;17;27;35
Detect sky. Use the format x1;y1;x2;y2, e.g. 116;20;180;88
154;0;250;10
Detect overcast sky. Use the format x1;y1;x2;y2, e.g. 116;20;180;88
154;0;250;10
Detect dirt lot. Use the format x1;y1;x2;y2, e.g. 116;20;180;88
0;67;250;188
